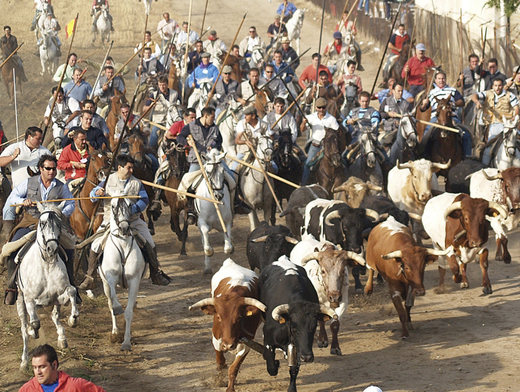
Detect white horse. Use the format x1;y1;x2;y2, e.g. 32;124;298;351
248;46;265;69
240;135;275;230
100;197;146;351
39;31;59;76
34;2;53;42
92;4;111;46
188;78;217;117
17;202;79;370
493;115;520;170
217;101;240;156
286;9;306;55
195;150;234;274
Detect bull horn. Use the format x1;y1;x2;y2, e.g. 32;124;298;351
482;170;503;181
279;207;293;217
396;159;413;170
251;235;268;243
272;304;290;321
379;212;389;220
382;250;403;260
319;304;338;319
408;212;422;221
443;201;462;221
346;143;361;161
300;252;320;265
285;236;299;245
367;182;383;191
426;248;451;256
325;210;341;226
333;183;348;193
365;209;380;222
488;201;508;220
189;298;215;311
344;251;366;266
433;159;451;170
242;298;267;312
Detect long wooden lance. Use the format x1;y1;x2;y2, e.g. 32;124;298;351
181;0;194;105
66;66;88;98
140;180;222;204
200;0;210;36
0;42;24;69
89;40;113;99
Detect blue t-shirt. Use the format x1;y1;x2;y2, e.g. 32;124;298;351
41;380;59;392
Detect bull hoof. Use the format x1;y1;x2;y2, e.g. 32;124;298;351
330;347;342;356
317;339;328;348
355;287;364;294
460;282;469;289
112;306;124;316
57;339;68;349
503;253;512;264
120;341;132;351
482;286;493;295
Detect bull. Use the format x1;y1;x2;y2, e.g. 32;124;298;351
332;176;383;207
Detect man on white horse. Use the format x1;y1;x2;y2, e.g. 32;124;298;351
91;0;114;33
277;0;297;23
79;154;171;290
43;86;80;151
157;12;178;51
175;21;200;50
203;30;227;65
323;31;350;76
238;26;266;58
31;0;53;31
53;53;79;84
266;15;287;50
335;9;363;71
3;154;77;305
187;52;219;110
42;12;61;57
280;35;299;70
1;26;28;82
210;65;239;119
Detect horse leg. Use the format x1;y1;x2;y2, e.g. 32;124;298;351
66;285;79;327
51;304;68;349
199;222;213;274
223;220;234;256
24;298;40;339
121;276;140;351
147;211;155;235
16;295;30;370
101;272;122;343
248;209;260;232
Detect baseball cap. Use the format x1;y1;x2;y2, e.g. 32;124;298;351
201;52;211;58
416;43;426;51
223;65;232;73
333;31;342;40
316;98;327;108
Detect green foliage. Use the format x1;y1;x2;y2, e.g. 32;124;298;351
484;0;520;18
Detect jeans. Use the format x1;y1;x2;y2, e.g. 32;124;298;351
149;125;162;147
188;163;201;173
409;85;424;98
147;153;159;172
301;144;320;185
358;0;370;14
3;193;16;221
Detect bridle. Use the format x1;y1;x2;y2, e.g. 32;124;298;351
37;210;62;262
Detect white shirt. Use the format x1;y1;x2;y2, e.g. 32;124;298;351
175;30;200;48
157;19;178;41
44;98;80;120
246;37;260;52
264;113;298;143
43;17;59;36
134;41;162;59
307;112;339;143
235;118;273;154
1;142;52;187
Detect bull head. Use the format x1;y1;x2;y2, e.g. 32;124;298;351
443;201;508;221
271;303;337;324
300;250;366;266
189;297;267;314
251;235;299;244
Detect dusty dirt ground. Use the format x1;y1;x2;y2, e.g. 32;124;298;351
2;1;520;392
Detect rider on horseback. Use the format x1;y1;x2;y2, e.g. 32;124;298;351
344;91;381;144
471;78;520;165
383;24;410;83
31;0;54;31
335;10;364;71
187;52;219;110
43;86;80;152
78;154;171;290
91;0;114;33
42;12;61;57
1;26;28;82
93;65;126;116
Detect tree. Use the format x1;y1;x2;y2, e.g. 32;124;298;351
484;0;520;18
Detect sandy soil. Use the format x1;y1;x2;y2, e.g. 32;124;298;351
2;1;520;392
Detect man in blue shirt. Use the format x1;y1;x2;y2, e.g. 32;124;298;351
63;68;93;103
277;0;297;22
187;52;219;110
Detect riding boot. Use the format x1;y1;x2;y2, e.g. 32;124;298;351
233;184;252;215
148;189;163;221
54;137;62;153
143;243;171;285
0;220;14;246
356;51;364;72
78;249;99;290
186;196;197;225
64;248;82;304
4;254;18;305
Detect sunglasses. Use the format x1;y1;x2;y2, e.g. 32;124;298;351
43;167;57;171
265;71;273;73
317;106;326;109
249;31;256;33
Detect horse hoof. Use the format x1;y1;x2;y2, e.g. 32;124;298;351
31;320;41;332
204;248;214;257
86;290;95;299
57;339;68;349
330;347;342;356
112;306;124;316
110;333;119;343
68;316;78;328
317;340;328;348
460;282;469;289
503;254;512;264
20;361;28;372
355;287;364;295
224;245;234;255
483;286;493;295
120;342;132;351
203;267;212;275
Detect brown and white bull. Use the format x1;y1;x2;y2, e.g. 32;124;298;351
469;167;520;263
365;217;449;338
189;259;266;392
422;193;508;295
333;176;383;207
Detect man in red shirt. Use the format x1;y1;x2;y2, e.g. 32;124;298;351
57;129;89;184
20;344;105;392
383;24;410;82
298;53;332;90
401;43;435;98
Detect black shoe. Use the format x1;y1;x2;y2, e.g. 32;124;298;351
187;211;197;225
357;64;365;72
151;270;171;286
234;199;252;215
148;201;162;221
4;288;17;305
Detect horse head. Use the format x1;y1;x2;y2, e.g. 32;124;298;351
251;46;265;68
166;141;187;179
323;127;341;167
434;97;454;132
126;131;146;167
36;202;66;259
344;82;358;103
256;135;274;163
110;89;127;114
111;197;132;236
502;115;520;158
87;149;110;183
203;150;226;201
399;112;418;149
360;126;377;169
276;131;293;168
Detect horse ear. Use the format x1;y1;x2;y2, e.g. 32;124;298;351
57;200;67;211
36;202;45;213
410;106;416;116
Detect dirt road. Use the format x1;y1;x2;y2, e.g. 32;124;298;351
2;1;520;392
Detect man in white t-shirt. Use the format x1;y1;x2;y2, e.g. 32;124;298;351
157;12;178;50
0;127;52;242
300;97;339;185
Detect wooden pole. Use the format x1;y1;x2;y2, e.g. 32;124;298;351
404;17;416;88
187;135;228;233
140;180;223;204
11;195;141;207
0;134;23;147
205;12;248;108
242;132;283;213
370;3;402;97
137;15;150;84
66;66;88;98
13;68;19;162
394;113;460;133
271;88;307;129
42;13;79;141
315;0;326;84
0;42;24;69
459;10;465;123
200;0;210;36
142;118;169;131
89;40;113;99
182;0;194;105
106;47;140;85
226;155;300;189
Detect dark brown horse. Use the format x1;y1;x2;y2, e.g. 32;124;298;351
162;140;189;255
428;97;462;179
126;130;157;235
415;67;436;141
387;39;411;85
1;47;23;102
106;89;127;149
314;127;347;196
69;149;110;240
218;51;244;82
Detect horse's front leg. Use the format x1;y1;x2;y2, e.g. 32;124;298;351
223;220;233;256
65;285;79;327
51;304;69;349
121;276;141;351
147;210;155;235
16;296;30;370
199;220;213;274
101;271;122;342
24;297;40;339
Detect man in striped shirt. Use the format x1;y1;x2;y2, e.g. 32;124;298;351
419;71;472;157
343;91;381;143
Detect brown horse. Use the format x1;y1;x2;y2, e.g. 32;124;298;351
1;49;23;102
218;51;243;82
69;149;111;241
126;130;157;235
162;140;189;255
314;127;347;196
428;97;462;180
415;67;436;141
387;39;411;85
106;89;127;149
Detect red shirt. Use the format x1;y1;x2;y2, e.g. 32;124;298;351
401;56;435;86
168;120;185;137
389;33;410;55
298;64;332;90
19;371;106;392
57;142;90;180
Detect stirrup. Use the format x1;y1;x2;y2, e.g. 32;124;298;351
4;288;17;305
